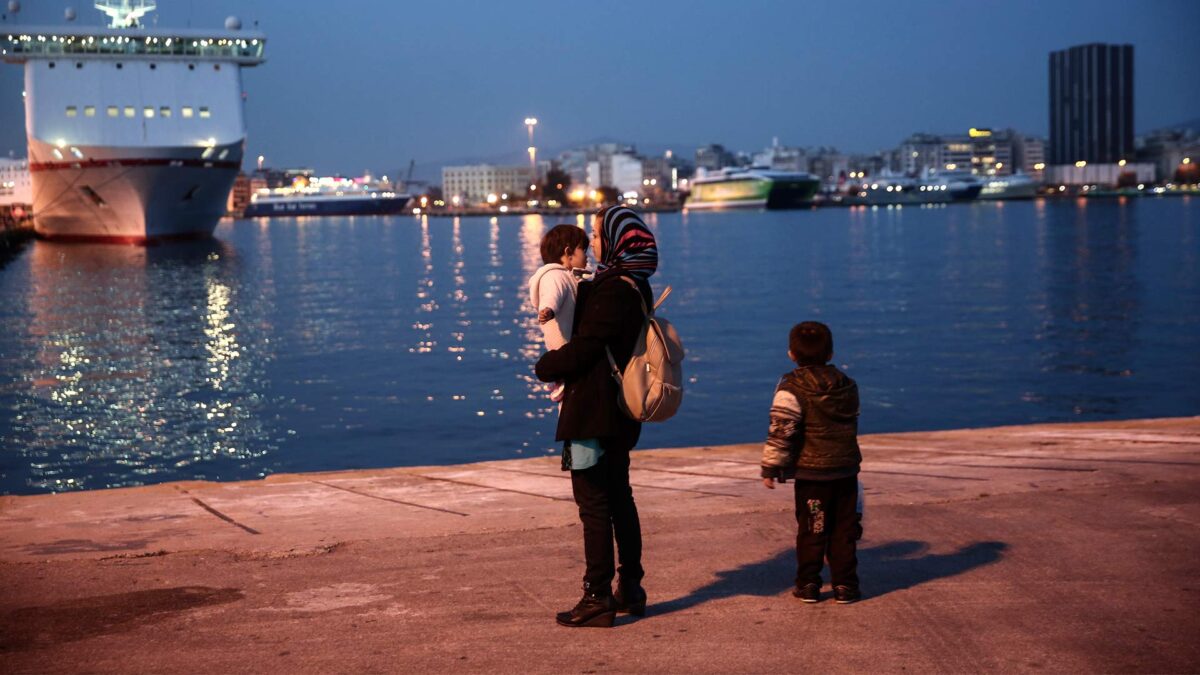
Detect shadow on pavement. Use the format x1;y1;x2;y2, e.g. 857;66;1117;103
651;539;1007;616
0;586;244;652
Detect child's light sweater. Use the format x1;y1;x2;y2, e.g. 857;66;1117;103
527;263;579;350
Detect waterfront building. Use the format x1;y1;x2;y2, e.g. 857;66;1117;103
898;129;1019;177
752;139;809;173
609;153;644;194
555;143;638;190
1013;133;1047;182
442;164;533;204
226;171;266;216
1049;43;1134;166
695;144;736;171
1138;128;1200;184
0;158;32;206
1046;162;1153;188
806;147;849;188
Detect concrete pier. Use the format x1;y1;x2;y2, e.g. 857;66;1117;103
2;417;1198;672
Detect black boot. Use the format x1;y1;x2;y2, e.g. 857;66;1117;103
555;585;617;628
613;581;647;617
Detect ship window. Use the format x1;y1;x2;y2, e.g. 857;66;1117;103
150;63;157;70
107;106;119;117
199;107;211;119
160;106;171;117
143;107;155;118
84;106;96;117
182;107;194;118
66;106;78;117
188;63;195;71
124;106;135;118
48;62;55;69
213;64;221;71
218;149;229;160
116;63;123;69
75;62;83;69
52;148;63;160
201;147;215;160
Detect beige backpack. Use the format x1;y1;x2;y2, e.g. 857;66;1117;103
605;280;685;423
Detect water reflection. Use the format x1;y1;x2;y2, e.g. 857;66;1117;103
0;200;1196;494
1;240;276;492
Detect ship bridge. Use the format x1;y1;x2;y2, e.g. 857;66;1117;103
2;28;265;65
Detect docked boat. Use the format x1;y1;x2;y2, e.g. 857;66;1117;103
243;179;412;217
2;1;265;243
685;168;820;210
856;170;983;205
980;172;1039;200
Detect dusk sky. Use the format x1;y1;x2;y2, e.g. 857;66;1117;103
2;0;1198;178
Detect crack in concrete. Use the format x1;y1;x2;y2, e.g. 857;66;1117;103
310;480;469;517
174;488;260;535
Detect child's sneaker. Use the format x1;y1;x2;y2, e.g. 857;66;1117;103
792;583;821;603
549;382;566;402
833;585;860;604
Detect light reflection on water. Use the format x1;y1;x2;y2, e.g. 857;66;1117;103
2;241;278;492
0;199;1198;494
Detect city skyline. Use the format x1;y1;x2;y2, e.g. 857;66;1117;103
2;0;1198;177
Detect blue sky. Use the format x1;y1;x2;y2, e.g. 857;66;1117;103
2;0;1198;178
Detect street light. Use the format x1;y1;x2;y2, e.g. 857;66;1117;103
524;117;538;196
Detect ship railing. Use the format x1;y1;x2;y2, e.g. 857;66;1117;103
2;32;264;63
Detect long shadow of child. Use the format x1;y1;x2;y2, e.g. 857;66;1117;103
651;539;1007;616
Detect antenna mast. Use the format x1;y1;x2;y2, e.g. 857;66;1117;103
95;0;156;28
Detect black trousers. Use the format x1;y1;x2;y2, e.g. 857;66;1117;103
570;446;643;592
794;476;859;590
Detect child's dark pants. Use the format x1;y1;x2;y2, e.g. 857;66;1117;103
793;475;859;590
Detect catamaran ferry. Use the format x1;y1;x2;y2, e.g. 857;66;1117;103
1;1;265;243
685;168;821;210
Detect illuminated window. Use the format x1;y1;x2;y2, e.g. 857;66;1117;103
199;107;211;119
124;106;135;118
182;106;194;118
66;106;78;117
107;106;119;117
160;106;171;117
144;107;155;118
84;106;96;117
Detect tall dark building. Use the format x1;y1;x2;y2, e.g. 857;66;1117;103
1048;43;1134;165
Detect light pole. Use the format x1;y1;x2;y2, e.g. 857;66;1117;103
524;117;538;197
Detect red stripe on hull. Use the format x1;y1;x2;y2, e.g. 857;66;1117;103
30;158;240;172
36;231;214;246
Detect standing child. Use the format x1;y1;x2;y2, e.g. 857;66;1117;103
761;321;863;604
528;224;590;401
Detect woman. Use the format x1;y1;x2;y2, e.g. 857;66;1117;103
535;205;658;628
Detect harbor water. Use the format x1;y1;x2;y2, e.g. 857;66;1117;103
1;198;1198;494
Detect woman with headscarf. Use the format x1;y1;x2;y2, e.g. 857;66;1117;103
535;205;658;628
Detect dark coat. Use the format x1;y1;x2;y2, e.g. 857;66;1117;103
534;272;649;450
781;365;861;472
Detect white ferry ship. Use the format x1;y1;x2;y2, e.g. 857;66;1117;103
244;176;412;218
2;1;265;243
855;170;983;205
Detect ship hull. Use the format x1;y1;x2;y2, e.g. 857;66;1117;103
243;195;413;218
28;141;241;243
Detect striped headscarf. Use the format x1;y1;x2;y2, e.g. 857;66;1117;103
594;206;658;282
